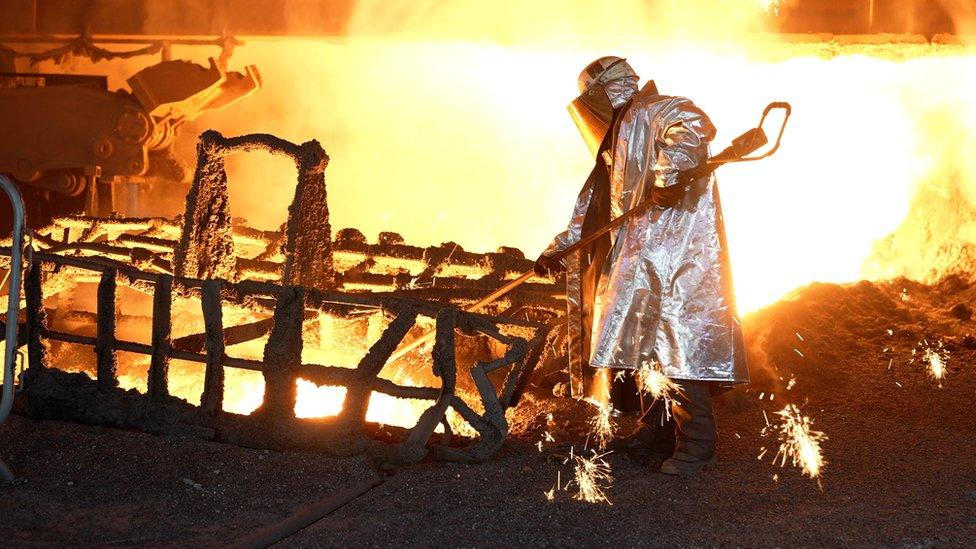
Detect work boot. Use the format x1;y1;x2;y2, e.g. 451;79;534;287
607;398;676;460
661;381;717;476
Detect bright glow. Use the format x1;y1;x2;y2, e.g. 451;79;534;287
154;38;976;314
758;0;786;15
26;2;976;314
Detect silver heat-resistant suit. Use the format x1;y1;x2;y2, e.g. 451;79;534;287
544;80;749;394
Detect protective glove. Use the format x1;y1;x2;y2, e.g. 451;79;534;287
534;253;566;277
651;182;688;208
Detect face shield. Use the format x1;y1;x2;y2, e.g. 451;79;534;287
567;57;639;156
567;83;615;156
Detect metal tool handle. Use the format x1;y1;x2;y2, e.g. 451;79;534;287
382;156;720;365
741;101;792;163
0;174;26;483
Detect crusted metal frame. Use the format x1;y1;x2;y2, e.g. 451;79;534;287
11;249;547;463
0;130;561;463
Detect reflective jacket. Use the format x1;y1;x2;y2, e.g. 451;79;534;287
545;82;748;396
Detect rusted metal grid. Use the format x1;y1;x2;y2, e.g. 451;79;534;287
1;129;563;463
28;214;563;315
22;129;560;318
11;247;548;463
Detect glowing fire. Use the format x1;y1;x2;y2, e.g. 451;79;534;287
65;298;469;433
757;0;786;15
153;35;976;314
112;353;452;430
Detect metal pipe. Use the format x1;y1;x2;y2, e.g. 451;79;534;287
0;174;26;483
231;473;383;549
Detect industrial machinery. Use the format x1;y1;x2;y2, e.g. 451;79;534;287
0;57;260;232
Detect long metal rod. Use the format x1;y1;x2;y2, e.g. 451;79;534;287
0;175;26;483
230;473;383;549
382;155;734;365
384;101;792;366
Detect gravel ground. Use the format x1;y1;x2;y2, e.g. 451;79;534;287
0;416;375;546
1;277;974;546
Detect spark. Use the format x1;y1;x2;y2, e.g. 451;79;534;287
772;404;827;479
772;474;779;482
894;381;902;388
545;488;555;501
759;392;765;400
584;369;616;449
571;451;613;505
635;363;683;421
544;431;555;442
795;332;804;341
922;346;947;384
584;398;616;450
786;375;797;390
734;433;741;439
794;348;804;357
887;329;894;336
914;340;950;386
536;441;543;452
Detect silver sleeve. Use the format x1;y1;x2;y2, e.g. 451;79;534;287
543;178;594;258
652;99;717;189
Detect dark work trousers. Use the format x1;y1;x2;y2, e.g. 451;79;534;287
670;380;718;459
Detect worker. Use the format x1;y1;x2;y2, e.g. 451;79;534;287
535;56;748;475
